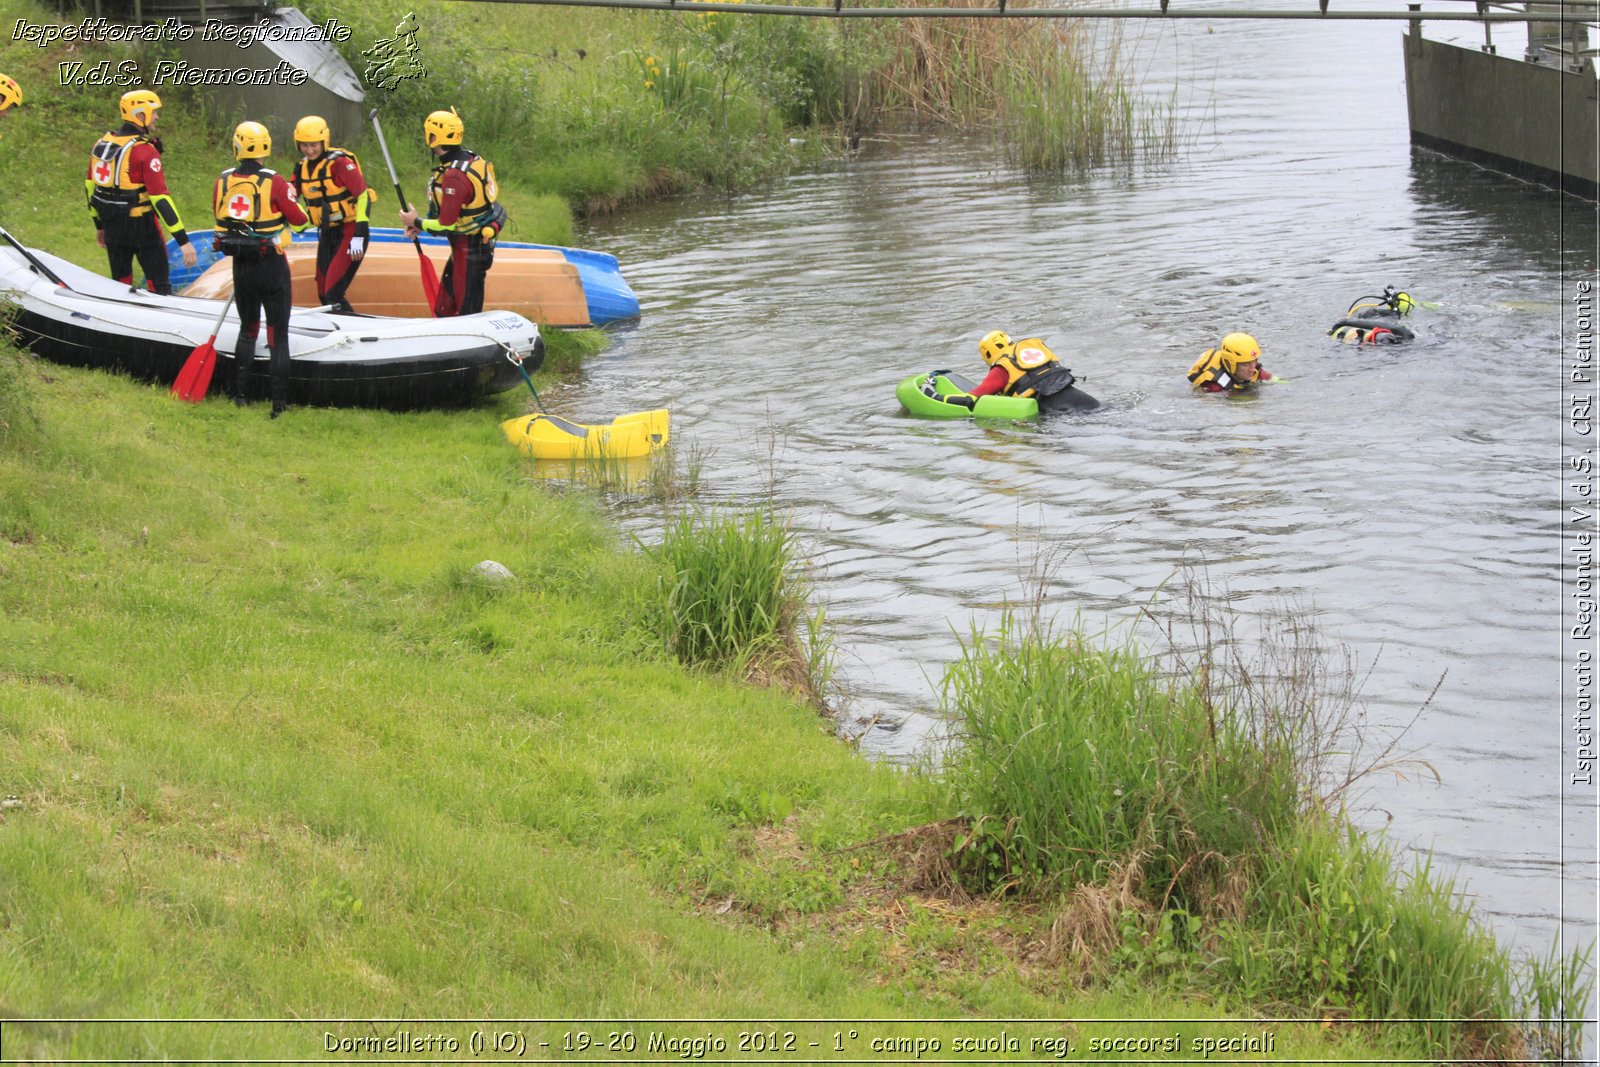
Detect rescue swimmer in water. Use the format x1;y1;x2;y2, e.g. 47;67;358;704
1188;332;1273;393
958;330;1101;412
1329;285;1416;345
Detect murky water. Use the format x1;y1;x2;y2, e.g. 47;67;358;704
559;4;1597;961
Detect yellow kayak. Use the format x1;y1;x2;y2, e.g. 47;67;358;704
501;408;669;460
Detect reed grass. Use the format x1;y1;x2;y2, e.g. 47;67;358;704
939;607;1296;904
933;588;1595;1058
0;320;39;451
873;5;1176;171
646;506;832;705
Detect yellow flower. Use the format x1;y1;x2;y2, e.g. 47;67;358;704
644;79;654;88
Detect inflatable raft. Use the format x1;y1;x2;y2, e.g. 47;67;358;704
501;409;669;460
1;233;542;410
167;231;641;325
896;371;1039;420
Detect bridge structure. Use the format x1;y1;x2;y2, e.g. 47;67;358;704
448;0;1596;24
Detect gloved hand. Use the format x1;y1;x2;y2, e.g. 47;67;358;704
347;236;366;260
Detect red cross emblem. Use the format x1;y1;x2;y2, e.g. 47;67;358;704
228;194;252;219
94;160;112;183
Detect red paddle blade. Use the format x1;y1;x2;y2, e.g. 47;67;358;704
172;340;217;403
414;241;440;315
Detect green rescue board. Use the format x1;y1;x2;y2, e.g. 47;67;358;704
895;372;1039;420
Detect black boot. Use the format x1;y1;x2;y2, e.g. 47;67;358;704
232;343;256;406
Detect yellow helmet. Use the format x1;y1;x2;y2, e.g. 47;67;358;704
1217;332;1261;371
293;115;330;146
1189;332;1262;390
978;330;1013;366
120;88;161;126
0;74;21;112
424;108;464;147
232;120;271;160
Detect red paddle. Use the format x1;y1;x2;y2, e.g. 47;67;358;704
369;108;440;313
172;296;232;403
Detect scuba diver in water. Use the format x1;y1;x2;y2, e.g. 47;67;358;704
963;330;1101;412
1188;332;1273;393
1329;285;1416;345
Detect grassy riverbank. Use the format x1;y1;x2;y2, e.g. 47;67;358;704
0;0;1172;269
0;341;1514;1061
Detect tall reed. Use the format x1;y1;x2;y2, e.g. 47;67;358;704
873;5;1176;171
0;321;38;450
935;587;1595;1059
647;506;832;704
940;608;1296;904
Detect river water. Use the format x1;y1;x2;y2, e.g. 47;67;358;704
560;4;1598;966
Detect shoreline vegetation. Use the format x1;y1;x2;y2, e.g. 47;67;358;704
0;0;1590;1059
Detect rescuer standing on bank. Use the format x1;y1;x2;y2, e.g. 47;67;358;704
87;89;197;293
398;107;505;317
213;121;308;419
290;115;373;314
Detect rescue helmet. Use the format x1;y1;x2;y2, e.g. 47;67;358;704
120;88;161;126
293;115;330;147
424;108;464;147
978;330;1013;366
0;74;21;112
1217;332;1261;372
1393;290;1415;315
232;120;272;160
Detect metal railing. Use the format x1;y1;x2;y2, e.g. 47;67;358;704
448;0;1598;21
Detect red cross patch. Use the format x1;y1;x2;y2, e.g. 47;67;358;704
94;160;112;183
228;194;252;219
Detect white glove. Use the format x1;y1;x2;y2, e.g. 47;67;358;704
347;236;366;260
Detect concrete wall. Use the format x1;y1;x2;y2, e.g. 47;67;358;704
1404;27;1597;197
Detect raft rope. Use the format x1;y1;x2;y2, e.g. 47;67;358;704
503;343;547;412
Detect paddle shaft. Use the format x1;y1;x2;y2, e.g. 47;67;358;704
368;109;440;313
369;110;426;249
202;293;233;337
0;224;69;289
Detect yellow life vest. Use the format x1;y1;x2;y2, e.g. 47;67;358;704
427;151;501;234
88;130;155;218
294;148;371;228
990;338;1075;399
1187;348;1255;390
214;167;287;240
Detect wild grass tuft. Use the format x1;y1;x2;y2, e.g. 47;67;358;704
938;607;1294;905
646;506;831;707
932;578;1594;1058
0;318;40;451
